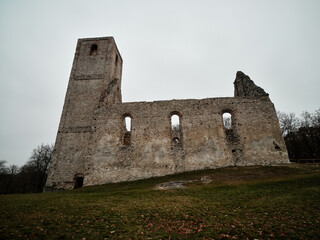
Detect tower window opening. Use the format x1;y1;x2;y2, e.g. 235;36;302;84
125;116;131;132
90;44;98;56
223;112;232;129
114;55;119;75
171;114;180;130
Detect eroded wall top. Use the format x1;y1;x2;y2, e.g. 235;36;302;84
234;71;269;97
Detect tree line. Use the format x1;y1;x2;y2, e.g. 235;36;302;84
0;144;53;194
277;108;320;160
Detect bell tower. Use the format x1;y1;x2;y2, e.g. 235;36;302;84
45;37;122;191
62;37;122;128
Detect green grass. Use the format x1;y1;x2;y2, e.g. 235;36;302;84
1;164;319;239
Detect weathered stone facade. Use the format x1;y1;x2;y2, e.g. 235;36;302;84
44;36;289;191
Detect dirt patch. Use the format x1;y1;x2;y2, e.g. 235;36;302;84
155;176;212;190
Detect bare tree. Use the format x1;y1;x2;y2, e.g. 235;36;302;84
300;111;313;128
0;160;9;175
311;108;320;127
277;111;300;136
0;160;9;193
5;165;19;194
27;144;54;192
277;108;320;160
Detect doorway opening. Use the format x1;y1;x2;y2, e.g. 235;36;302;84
74;174;84;189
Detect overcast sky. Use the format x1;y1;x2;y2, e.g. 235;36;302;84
1;0;319;166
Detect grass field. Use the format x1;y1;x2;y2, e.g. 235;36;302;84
1;164;319;239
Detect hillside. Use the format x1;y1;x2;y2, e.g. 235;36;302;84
1;164;319;239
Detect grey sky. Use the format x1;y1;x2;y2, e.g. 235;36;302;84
1;0;319;166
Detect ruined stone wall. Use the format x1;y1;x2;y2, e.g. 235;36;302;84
44;37;289;191
83;96;288;186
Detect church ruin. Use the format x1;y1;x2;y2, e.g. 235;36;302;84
44;36;289;191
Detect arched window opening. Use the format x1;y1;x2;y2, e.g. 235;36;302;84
223;112;232;129
123;116;132;145
90;44;98;56
74;174;84;189
170;112;182;146
171;114;180;130
223;111;237;143
125;116;131;132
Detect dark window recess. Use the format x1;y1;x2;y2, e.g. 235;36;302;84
90;44;98;56
225;128;235;142
273;141;281;151
173;137;180;143
123;132;131;145
114;55;119;74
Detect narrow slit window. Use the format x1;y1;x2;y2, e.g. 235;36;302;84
125;116;131;132
223;112;232;129
115;55;118;66
90;44;98;56
123;116;132;145
114;55;119;74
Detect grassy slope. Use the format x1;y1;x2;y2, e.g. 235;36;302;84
0;164;319;239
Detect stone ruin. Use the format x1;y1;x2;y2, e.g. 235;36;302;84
44;37;289;191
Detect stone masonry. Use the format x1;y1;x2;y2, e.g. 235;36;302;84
44;36;289;191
